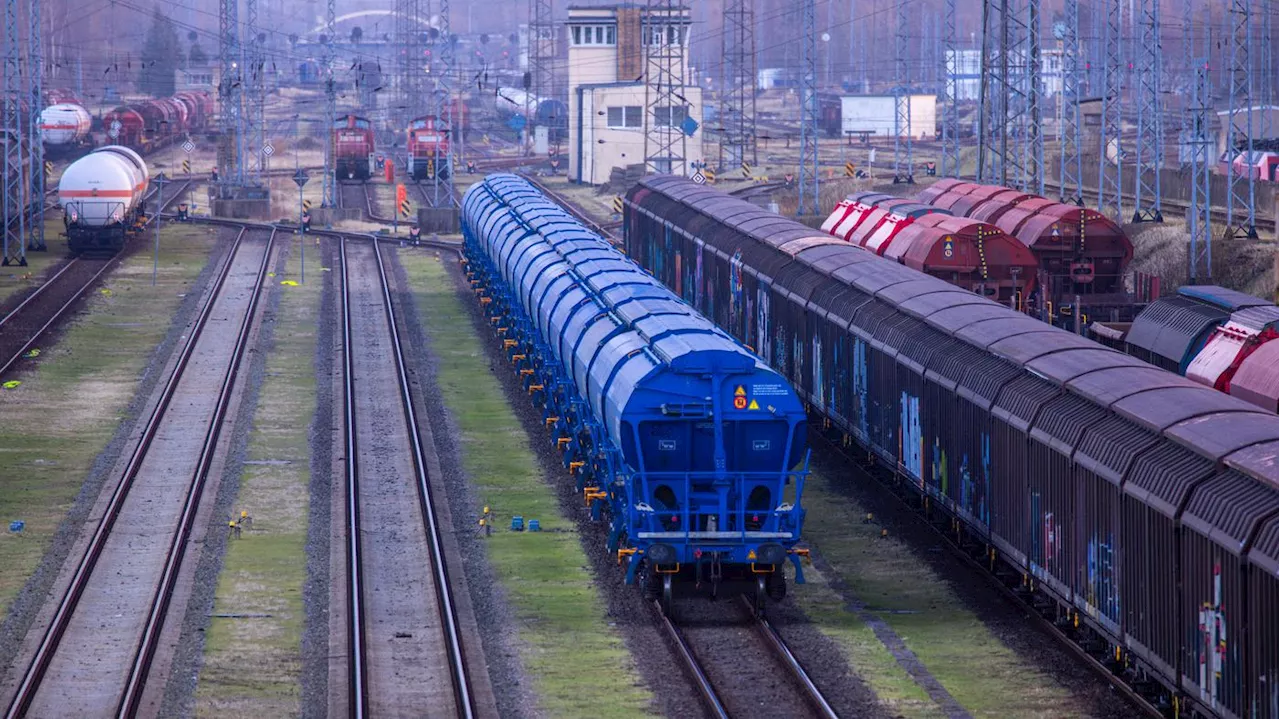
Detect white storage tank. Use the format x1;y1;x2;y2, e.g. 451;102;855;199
39;103;93;146
58;145;148;228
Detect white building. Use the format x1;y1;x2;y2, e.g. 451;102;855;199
945;48;1064;101
841;95;937;139
566;5;704;185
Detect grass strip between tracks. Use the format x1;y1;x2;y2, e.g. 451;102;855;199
194;242;317;714
401;251;653;718
795;467;1081;719
0;224;219;616
0;218;79;308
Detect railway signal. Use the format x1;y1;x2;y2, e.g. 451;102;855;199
293;168;311;283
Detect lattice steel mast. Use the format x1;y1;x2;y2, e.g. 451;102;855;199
940;0;959;177
719;0;756;169
978;0;1028;186
797;0;818;210
1224;0;1257;239
432;0;451;205
2;0;24;265
642;0;688;176
1024;0;1043;194
218;0;245;189
321;0;336;207
1058;0;1084;203
1131;0;1163;222
395;0;423;134
27;0;44;251
528;0;554;136
244;0;262;184
1188;26;1213;280
1096;0;1123;220
892;0;913;184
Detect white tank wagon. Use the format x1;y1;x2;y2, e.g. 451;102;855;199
39;103;93;148
59;145;149;253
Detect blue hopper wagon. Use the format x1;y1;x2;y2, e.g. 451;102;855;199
461;174;811;610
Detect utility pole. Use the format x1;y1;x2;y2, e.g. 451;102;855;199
1224;0;1257;239
1058;0;1084;203
321;0;337;208
642;0;689;176
940;0;959;178
3;0;25;266
1097;0;1124;220
797;0;819;212
892;0;914;184
719;0;757;169
27;0;45;252
1131;0;1164;222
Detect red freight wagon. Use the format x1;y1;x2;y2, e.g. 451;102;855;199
917;177;967;204
885;214;1038;303
1229;338;1279;412
969;189;1035;225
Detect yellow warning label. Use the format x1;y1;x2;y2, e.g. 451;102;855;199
747;550;757;560
734;385;746;397
748;399;760;410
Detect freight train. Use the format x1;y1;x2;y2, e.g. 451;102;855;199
625;176;1277;719
915;179;1135;320
58;145;149;253
462;174;811;610
333;114;375;181
1108;285;1278;413
822;191;1039;304
40;91;214;156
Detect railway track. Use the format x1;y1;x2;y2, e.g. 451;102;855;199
0;180;193;378
657;598;838;719
811;430;1163;719
1040;178;1278;235
3;224;277;717
338;235;475;717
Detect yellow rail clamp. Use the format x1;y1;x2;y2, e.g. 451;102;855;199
570;461;586;474
544;416;559;427
557;437;571;449
511;354;526;362
504;339;518;348
528;384;544;393
479;297;492;305
584;488;607;503
520;368;534;375
617;547;639;564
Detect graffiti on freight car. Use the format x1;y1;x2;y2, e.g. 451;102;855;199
932;438;947;497
694;240;704;307
1085;534;1120;625
756;286;771;363
729;250;745;331
1196;564;1229;709
900;392;924;482
853;338;869;441
811;335;824;410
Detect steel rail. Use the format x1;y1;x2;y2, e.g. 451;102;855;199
338;236;370;718
0;181;192;378
812;432;1162;719
116;227;277;716
740;596;839;719
652;603;730;719
4;220;252;719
